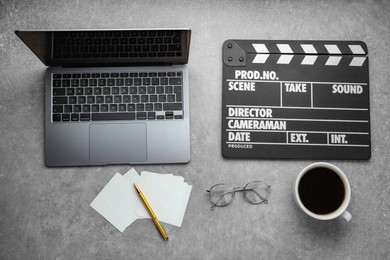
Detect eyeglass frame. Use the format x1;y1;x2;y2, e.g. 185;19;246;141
206;181;271;210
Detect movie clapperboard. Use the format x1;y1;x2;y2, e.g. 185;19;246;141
222;40;370;160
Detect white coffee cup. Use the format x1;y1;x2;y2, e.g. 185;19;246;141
293;162;352;221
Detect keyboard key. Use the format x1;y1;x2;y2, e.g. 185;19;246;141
160;78;168;85
92;112;135;121
78;96;86;104
64;105;72;113
53;80;62;87
136;104;145;111
85;88;92;95
154;103;162;111
116;78;124;86
96;96;104;103
119;104;126;111
112;87;119;94
76;88;83;95
109;104;117;112
98;79;106;86
87;96;95;103
80;79;88;87
165;111;174;119
93;87;102;95
123;95;131;103
62;114;70;121
53;114;61;121
174;115;183;119
145;103;153;111
105;96;113;103
107;79;115;86
101;104;108;112
163;102;182;110
71;79;79;87
165;86;173;93
125;78;133;86
148;112;156;120
53;88;65;96
130;87;137;94
120;73;129;77
142;78;150;85
150;95;157;102
158;94;166;102
53;105;63;113
141;95;148;103
120;87;129;94
62;80;70;87
80;113;90;121
132;95;140;103
89;79;97;86
103;87;110;95
169;78;182;85
66;88;75;95
73;105;81;113
137;112;147;120
69;96;77;104
156;86;164;94
53;74;62;79
174;86;182;102
167;94;175;102
92;104;99;112
157;115;165;120
71;113;79;121
114;95;122;103
53;97;67;104
147;86;155;94
127;104;135;111
134;78;141;85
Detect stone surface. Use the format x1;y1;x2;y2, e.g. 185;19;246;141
1;0;390;259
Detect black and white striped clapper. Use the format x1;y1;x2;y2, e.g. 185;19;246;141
222;40;370;160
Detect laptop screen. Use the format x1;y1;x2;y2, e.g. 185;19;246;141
15;29;191;67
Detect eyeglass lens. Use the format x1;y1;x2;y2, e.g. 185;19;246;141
209;184;234;207
244;181;269;204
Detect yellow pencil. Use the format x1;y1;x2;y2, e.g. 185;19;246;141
134;183;169;240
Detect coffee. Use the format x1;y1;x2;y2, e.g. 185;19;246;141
298;167;345;215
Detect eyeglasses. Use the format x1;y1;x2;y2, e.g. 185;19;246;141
206;181;271;210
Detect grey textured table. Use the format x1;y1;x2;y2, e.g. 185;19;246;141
1;0;390;259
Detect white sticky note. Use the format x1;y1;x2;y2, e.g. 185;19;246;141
136;171;192;227
90;173;138;232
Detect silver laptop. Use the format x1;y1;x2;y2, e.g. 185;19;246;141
16;29;191;166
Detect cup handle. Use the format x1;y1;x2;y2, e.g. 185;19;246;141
341;210;352;222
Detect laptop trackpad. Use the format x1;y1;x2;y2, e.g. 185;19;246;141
89;123;147;163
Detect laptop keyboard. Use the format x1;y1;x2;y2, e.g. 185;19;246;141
53;30;182;59
52;71;183;122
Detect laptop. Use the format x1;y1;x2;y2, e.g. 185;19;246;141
15;29;191;166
